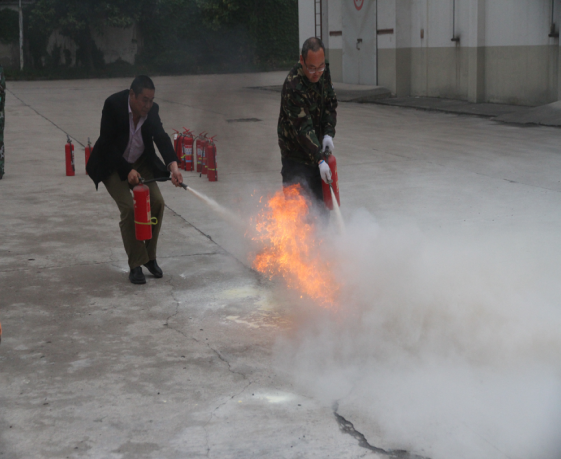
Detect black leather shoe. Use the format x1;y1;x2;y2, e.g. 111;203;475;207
129;266;146;284
143;260;163;278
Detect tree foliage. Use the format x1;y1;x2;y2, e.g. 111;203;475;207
28;0;150;69
22;0;298;74
0;8;19;45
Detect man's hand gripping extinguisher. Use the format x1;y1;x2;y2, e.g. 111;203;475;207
321;147;340;210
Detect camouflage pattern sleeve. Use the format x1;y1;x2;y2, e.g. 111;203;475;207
281;85;322;163
321;67;337;138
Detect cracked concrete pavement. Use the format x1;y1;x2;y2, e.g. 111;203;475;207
1;71;561;459
0;73;385;459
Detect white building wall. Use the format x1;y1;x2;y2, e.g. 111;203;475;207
324;0;343;81
299;0;316;51
304;0;561;105
92;26;138;65
485;0;551;47
43;25;139;68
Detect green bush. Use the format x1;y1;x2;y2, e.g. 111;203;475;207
0;8;19;44
9;0;298;79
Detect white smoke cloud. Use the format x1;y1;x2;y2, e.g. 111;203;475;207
274;209;561;459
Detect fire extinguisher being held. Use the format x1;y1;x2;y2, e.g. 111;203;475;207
321;148;340;210
65;135;75;176
133;183;157;241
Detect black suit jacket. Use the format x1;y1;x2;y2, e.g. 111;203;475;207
86;89;178;188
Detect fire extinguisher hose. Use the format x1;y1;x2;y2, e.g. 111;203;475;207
140;177;188;190
135;216;158;226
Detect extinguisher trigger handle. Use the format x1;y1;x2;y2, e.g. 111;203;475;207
139;177;172;184
138;176;185;189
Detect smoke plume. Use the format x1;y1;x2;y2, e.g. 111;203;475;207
274;209;561;459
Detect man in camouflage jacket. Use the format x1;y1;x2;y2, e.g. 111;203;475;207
0;65;5;179
277;37;338;215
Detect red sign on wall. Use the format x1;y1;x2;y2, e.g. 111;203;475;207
354;0;364;11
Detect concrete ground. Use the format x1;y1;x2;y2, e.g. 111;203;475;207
371;96;529;119
371;94;561;127
1;72;561;459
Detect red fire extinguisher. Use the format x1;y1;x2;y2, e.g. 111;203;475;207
201;134;209;175
173;129;183;170
133;183;157;241
181;129;194;171
174;129;185;170
206;136;217;181
196;133;207;173
85;137;92;175
321;152;340;210
173;129;179;154
65;135;75;176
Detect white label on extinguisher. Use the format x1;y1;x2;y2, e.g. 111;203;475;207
183;146;192;155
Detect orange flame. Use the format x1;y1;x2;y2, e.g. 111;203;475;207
251;184;340;308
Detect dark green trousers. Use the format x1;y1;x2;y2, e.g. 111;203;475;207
103;156;165;269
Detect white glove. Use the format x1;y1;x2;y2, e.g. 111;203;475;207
318;159;332;184
322;135;334;153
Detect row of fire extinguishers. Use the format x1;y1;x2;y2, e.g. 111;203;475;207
172;128;217;182
64;135;93;176
64;129;218;181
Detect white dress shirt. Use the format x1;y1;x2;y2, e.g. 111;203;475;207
123;98;147;164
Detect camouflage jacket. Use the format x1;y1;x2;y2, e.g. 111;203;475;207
277;62;337;166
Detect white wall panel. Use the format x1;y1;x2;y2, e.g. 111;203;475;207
299;0;316;48
326;0;343;49
485;0;551;47
377;0;396;50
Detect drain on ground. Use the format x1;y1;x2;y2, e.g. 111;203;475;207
226;118;262;123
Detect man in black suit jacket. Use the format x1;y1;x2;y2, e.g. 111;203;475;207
87;75;183;284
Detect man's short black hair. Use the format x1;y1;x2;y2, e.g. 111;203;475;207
130;75;155;96
301;37;326;61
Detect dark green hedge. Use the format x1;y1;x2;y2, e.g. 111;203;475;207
138;0;298;74
0;8;19;44
10;0;298;78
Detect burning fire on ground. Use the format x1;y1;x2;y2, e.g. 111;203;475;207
251;184;340;309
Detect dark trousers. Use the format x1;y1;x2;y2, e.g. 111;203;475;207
102;155;165;269
281;157;328;220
